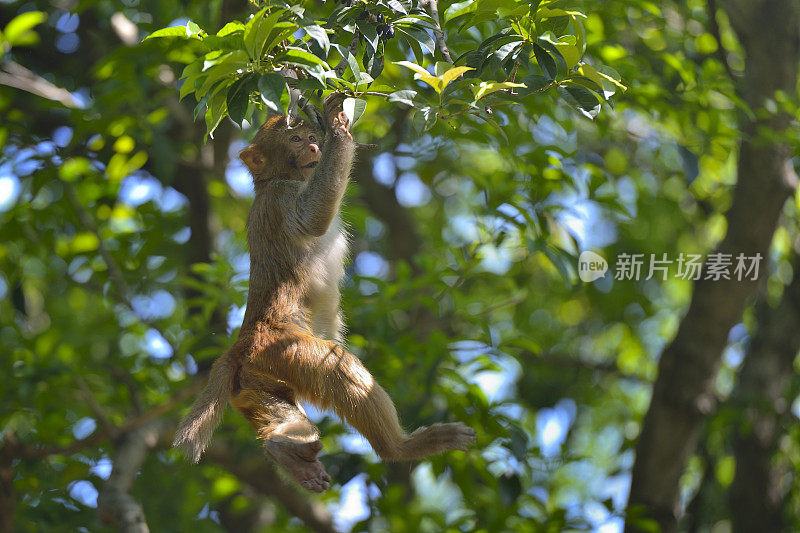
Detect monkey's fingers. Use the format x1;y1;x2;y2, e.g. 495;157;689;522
337;111;350;129
323;92;347;114
332;112;353;140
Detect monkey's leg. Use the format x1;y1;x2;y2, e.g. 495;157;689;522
245;333;476;461
231;378;331;493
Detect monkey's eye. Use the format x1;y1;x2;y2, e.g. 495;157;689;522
290;135;301;142
308;135;316;142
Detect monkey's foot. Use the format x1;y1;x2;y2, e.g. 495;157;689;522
401;423;477;458
265;436;331;493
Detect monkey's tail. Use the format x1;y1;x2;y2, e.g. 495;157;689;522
173;351;238;463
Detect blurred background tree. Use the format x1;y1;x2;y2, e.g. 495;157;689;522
1;0;799;532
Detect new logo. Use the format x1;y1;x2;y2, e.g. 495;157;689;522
578;250;608;282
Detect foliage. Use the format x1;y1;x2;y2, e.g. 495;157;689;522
143;0;624;138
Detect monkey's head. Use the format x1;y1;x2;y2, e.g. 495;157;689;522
240;115;322;183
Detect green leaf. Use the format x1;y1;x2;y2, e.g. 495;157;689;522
205;90;228;140
251;8;288;59
360;23;381;54
243;7;269;59
411;106;438;132
334;44;361;81
395;25;435;55
301;22;329;53
440;66;474;90
343;97;367;126
280;47;329;69
402;31;424;63
572;14;586;53
144;26;187;40
387;0;408;15
181;60;203;79
226;75;254;126
258;73;286;113
193;92;212;120
443;0;476;22
4;11;45;45
263;24;296;55
558;84;601;119
471;81;524;100
197;57;247;98
395;61;442;93
217;21;245;37
363;42;385;79
553;39;580;68
388;89;418;107
537;38;567;75
461;10;498;31
186;21;202;37
597;65;627;90
394;60;429;77
532;42;556;79
568;75;603;94
536;7;586;19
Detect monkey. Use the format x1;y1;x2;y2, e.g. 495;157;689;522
173;94;476;492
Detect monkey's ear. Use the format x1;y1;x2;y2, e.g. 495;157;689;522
240;145;265;175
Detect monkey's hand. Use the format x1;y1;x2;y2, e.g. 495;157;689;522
331;111;353;140
322;93;353;140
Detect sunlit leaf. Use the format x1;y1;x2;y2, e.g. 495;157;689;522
4;11;46;45
343;97;366;125
258;73;286;113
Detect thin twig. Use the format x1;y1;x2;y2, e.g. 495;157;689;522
75;376;117;438
357;91;391;98
109;366;145;415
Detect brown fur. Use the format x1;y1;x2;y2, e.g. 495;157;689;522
173;95;476;492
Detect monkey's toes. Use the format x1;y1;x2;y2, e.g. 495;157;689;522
445;423;477;448
300;467;331;493
265;437;332;493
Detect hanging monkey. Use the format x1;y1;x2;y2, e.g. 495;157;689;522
173;94;476;492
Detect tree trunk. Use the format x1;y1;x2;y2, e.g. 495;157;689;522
728;261;800;533
625;1;800;530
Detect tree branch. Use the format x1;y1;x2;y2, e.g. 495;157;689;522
97;420;170;533
203;443;337;533
422;0;453;63
0;60;81;108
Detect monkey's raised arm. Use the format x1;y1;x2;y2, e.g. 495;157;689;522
295;100;355;236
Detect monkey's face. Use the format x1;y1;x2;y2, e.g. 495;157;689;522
286;127;321;180
240;117;322;183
